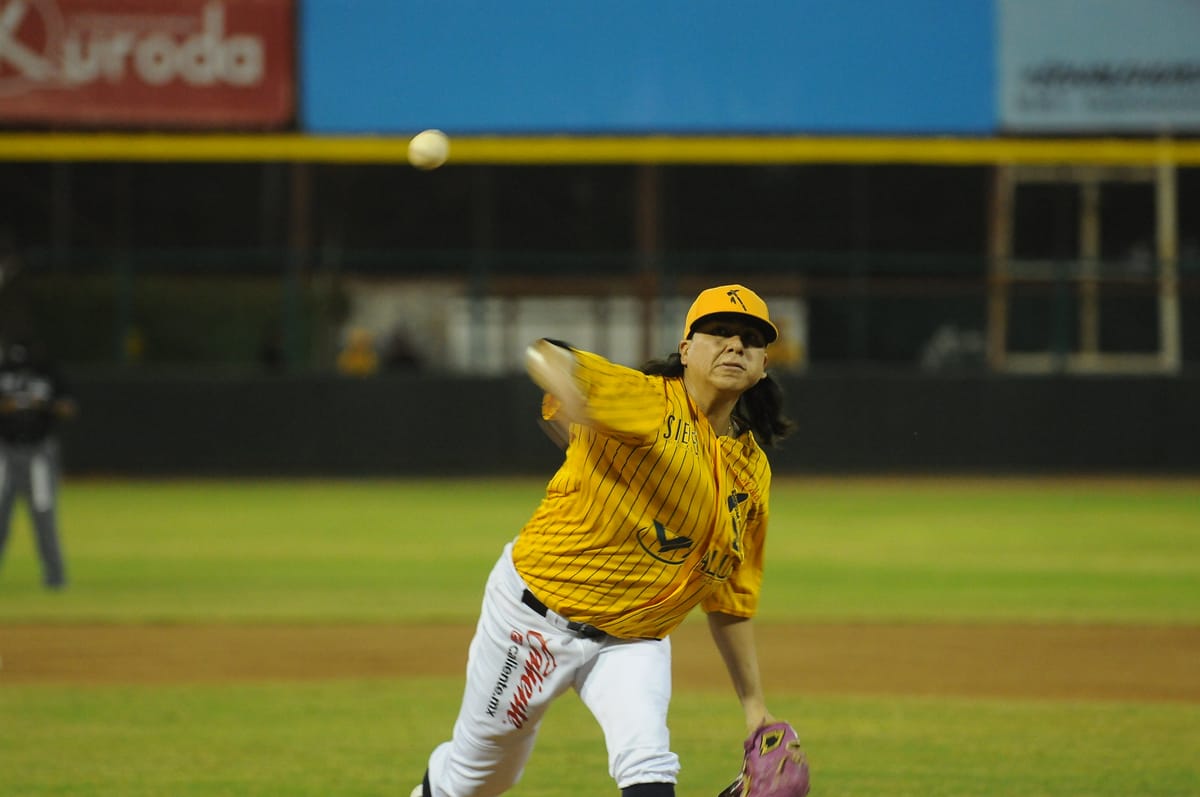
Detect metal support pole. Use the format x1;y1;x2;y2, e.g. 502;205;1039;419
1156;158;1181;372
986;165;1013;371
635;164;661;362
286;161;312;371
1078;174;1101;362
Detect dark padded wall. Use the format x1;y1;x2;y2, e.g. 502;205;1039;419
57;374;1199;476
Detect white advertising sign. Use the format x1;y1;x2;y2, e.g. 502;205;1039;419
999;0;1200;132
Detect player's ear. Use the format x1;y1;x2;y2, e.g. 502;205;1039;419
678;339;690;365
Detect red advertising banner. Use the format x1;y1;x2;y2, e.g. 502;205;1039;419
0;0;293;128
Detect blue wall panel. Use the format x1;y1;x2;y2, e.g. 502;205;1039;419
300;1;996;135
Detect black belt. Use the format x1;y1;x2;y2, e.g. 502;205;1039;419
520;589;607;639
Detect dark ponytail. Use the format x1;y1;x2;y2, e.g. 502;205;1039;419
640;353;795;448
736;373;795;448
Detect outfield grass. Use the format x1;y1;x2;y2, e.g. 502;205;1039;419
2;680;1196;797
1;476;1198;796
0;477;1197;624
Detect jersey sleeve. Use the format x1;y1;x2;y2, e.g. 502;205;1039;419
570;349;666;445
701;467;771;618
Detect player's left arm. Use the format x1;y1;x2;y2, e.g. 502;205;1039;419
51;371;79;420
706;527;773;733
707;611;775;733
707;464;773;731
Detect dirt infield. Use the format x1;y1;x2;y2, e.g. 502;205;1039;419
3;622;1197;702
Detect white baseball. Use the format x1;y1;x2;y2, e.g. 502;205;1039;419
408;129;450;170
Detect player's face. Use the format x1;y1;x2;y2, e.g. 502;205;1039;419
679;316;768;394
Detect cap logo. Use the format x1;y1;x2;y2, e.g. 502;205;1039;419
726;289;748;311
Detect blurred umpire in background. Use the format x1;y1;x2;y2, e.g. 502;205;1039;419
0;338;77;590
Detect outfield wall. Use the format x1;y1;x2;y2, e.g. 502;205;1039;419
59;374;1200;476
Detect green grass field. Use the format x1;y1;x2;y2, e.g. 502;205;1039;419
5;682;1196;797
2;476;1199;796
2;477;1198;625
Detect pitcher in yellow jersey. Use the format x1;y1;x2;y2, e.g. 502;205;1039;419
412;284;797;797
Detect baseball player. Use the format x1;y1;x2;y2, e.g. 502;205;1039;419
411;284;797;797
0;339;77;590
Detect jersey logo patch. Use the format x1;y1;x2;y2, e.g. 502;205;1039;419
636;520;694;565
727;491;749;552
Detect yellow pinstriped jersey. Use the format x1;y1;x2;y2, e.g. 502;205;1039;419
511;349;772;640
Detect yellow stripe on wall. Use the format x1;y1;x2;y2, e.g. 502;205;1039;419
0;133;1198;165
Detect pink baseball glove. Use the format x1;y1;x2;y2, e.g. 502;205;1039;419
717;722;810;797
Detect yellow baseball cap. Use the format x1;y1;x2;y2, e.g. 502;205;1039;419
683;284;778;344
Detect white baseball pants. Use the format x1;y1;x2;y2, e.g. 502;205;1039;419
425;542;680;796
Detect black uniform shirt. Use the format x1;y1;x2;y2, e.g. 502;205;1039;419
0;356;71;445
